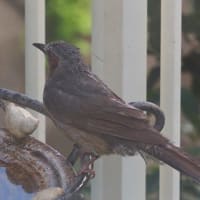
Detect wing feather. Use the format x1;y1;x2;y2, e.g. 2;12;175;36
44;70;168;145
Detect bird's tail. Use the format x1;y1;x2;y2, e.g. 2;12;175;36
138;142;200;183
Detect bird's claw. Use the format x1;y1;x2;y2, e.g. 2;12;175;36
79;152;99;179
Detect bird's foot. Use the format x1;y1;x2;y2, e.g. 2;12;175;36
79;168;96;179
68;155;96;189
68;172;91;194
79;153;99;179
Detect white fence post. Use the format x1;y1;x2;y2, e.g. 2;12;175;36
160;0;182;199
25;0;45;142
91;0;147;199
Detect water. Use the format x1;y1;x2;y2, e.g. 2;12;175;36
0;167;35;200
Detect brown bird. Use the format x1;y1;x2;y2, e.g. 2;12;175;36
33;41;200;182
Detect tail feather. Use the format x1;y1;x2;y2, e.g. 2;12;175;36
139;143;200;183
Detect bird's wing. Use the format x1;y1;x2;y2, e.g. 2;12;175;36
44;71;168;145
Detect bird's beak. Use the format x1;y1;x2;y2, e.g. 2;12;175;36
33;43;46;53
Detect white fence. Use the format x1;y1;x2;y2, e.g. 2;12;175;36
91;0;182;200
91;0;147;199
25;0;45;142
160;1;181;200
26;0;182;199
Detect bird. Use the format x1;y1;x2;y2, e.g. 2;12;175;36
33;41;200;183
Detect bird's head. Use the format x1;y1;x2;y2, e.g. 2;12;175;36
33;41;82;75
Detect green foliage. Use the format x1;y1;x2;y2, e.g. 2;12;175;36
181;88;200;132
46;0;91;55
146;165;159;200
148;0;161;53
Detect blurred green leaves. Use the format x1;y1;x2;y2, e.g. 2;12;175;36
46;0;91;55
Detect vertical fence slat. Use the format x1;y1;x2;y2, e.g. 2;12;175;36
160;0;182;199
121;0;147;200
91;0;147;199
91;1;123;199
25;0;45;142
